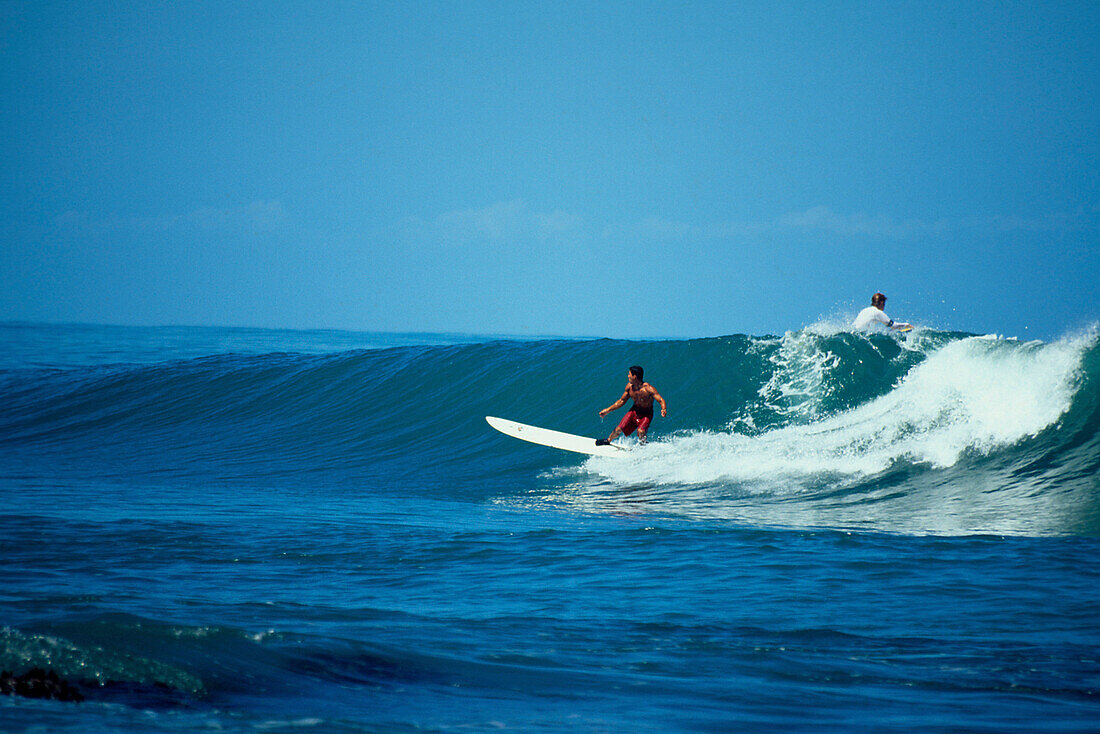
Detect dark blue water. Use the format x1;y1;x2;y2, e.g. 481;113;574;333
2;322;1098;731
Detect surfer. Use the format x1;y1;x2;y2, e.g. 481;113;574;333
596;365;667;446
852;292;912;331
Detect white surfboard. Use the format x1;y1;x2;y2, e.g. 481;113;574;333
485;416;627;457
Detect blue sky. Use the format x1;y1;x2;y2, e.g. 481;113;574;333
2;1;1098;339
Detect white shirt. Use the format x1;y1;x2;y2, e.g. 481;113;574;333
852;306;893;330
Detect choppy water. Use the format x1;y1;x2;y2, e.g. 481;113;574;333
2;321;1098;731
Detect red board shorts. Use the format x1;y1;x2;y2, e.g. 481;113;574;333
617;408;653;437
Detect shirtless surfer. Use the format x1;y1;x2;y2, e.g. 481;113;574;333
596;365;667;446
852;292;912;331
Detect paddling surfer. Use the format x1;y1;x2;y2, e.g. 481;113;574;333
852;292;912;331
597;365;667;446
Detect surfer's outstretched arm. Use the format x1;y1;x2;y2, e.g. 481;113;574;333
599;388;629;418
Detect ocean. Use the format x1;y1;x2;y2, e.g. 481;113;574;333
1;321;1098;732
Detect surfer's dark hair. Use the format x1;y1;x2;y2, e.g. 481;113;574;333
630;365;644;380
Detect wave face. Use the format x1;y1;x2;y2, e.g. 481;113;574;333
2;324;1097;536
3;323;1100;732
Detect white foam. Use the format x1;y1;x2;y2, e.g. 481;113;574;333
751;328;842;422
589;332;1092;490
736;321;934;431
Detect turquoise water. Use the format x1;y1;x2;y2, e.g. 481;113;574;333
2;322;1098;731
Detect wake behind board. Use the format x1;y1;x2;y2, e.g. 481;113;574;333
486;416;627;457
